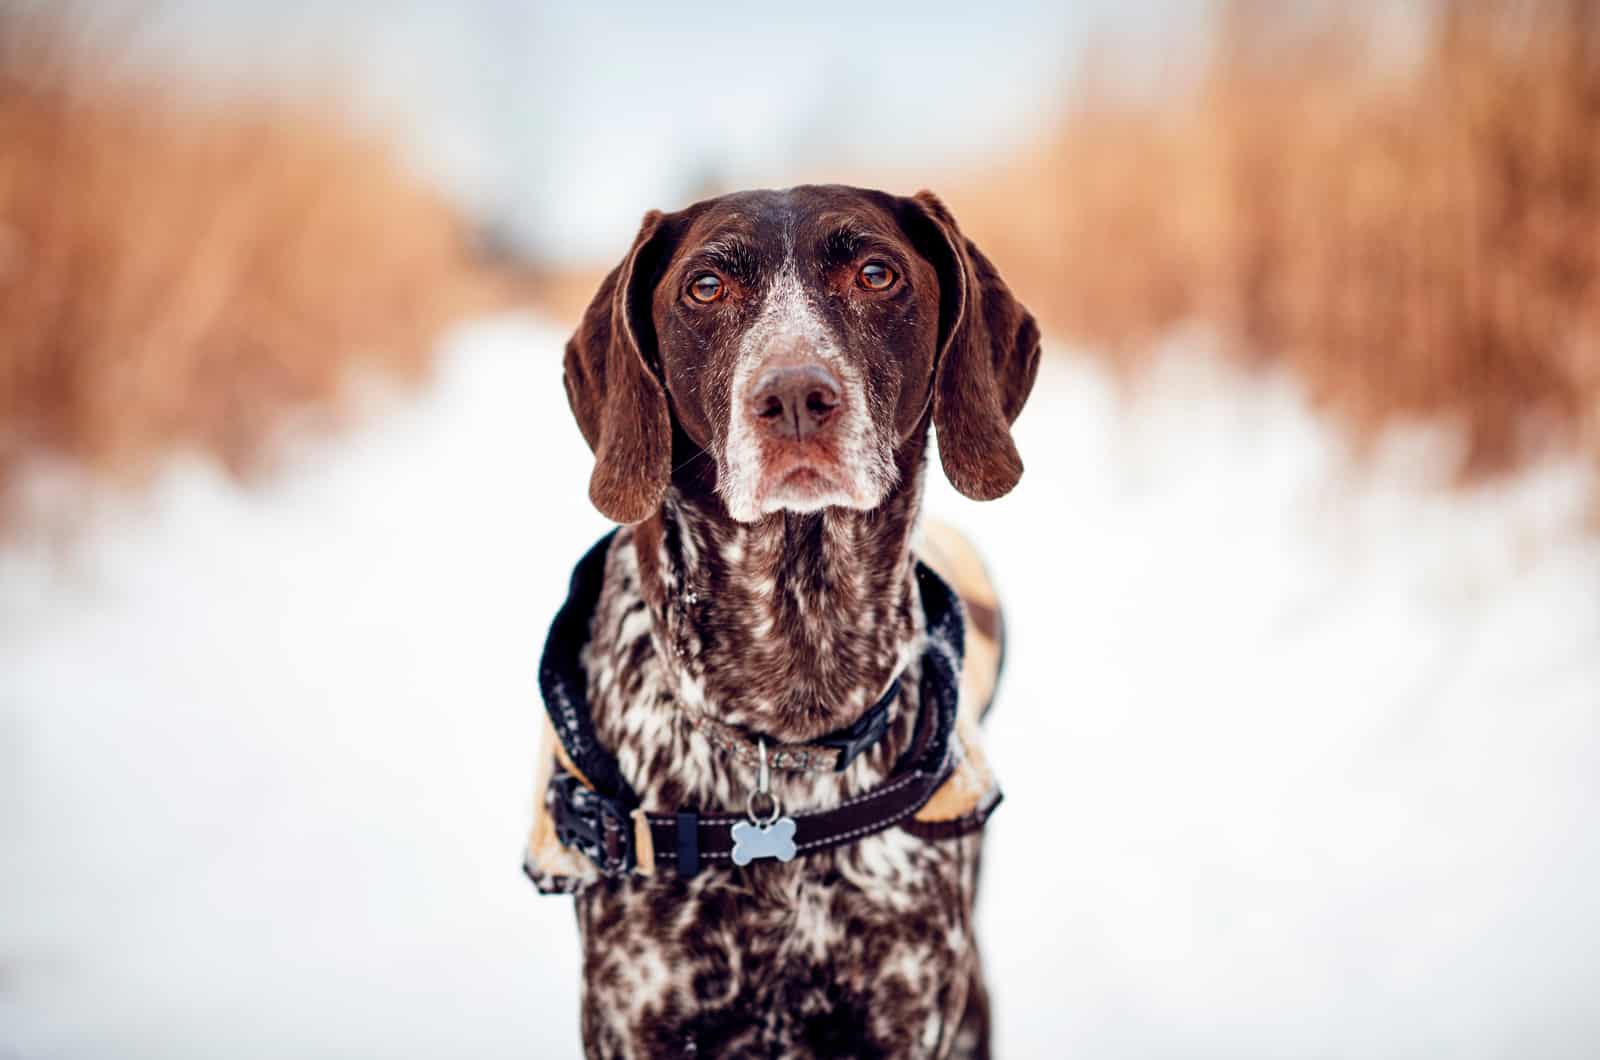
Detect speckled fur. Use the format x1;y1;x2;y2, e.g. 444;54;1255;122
573;439;990;1059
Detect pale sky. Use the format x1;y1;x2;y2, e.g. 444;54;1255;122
73;0;1209;260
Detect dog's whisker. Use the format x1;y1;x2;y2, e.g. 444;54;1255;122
671;448;710;476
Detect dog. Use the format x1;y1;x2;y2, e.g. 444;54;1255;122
526;185;1039;1058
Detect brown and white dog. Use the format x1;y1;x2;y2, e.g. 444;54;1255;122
544;185;1038;1058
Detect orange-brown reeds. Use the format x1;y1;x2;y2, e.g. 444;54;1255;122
950;0;1600;474
0;13;496;510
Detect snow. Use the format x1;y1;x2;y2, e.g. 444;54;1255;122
4;315;1598;1058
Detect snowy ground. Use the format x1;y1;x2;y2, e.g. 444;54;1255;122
4;314;1598;1059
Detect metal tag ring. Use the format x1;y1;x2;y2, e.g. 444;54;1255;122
746;789;782;827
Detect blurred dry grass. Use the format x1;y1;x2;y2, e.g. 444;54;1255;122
0;12;499;514
950;0;1600;475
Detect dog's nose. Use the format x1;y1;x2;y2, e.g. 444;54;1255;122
747;363;841;442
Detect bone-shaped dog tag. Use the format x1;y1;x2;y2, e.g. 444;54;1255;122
730;817;797;865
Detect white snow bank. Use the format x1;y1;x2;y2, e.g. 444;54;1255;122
3;316;1597;1058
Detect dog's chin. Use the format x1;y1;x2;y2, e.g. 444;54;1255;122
757;467;859;516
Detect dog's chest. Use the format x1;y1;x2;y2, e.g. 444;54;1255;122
571;534;983;1058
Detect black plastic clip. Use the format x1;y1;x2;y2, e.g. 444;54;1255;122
548;772;635;876
819;677;900;771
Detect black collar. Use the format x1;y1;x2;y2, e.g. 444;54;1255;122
684;674;903;775
537;529;967;813
810;678;901;770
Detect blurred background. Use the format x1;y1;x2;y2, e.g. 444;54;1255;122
3;1;1598;1057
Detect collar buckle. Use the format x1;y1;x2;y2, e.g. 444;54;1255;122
549;773;635;876
816;677;899;771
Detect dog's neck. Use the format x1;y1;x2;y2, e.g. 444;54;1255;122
631;438;929;745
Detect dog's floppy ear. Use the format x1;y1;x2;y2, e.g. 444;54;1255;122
901;190;1041;501
563;210;676;524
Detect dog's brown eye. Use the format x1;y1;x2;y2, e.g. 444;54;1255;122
688;273;724;304
857;262;895;290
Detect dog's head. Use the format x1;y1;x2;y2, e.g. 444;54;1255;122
563;185;1040;524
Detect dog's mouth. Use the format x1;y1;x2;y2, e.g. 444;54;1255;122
777;467;834;491
752;444;856;515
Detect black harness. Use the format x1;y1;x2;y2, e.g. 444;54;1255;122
528;531;996;888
